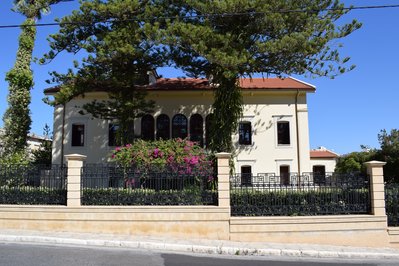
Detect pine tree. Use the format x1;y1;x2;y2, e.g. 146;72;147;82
161;0;361;152
43;0;164;144
2;0;65;155
44;0;361;151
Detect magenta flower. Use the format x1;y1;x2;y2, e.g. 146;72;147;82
190;156;199;165
153;148;160;158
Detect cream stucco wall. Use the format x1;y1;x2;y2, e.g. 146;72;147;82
310;158;337;173
51;90;312;174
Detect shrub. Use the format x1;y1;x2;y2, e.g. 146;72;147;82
231;189;370;216
111;139;214;181
81;187;218;206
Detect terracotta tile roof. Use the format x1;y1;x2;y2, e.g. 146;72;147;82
146;78;211;90
44;77;315;94
238;77;314;90
310;150;339;159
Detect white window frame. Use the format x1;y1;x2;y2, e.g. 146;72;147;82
273;115;293;149
69;118;88;150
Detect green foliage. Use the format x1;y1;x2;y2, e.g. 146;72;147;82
335;150;376;175
0;150;30;166
31;124;53;165
385;183;399;226
0;186;66;205
44;0;361;153
2;1;63;156
81;187;217;206
80;89;154;145
160;0;361;152
2;18;35;155
231;188;370;216
111;139;214;177
377;129;399;182
43;0;164;144
336;129;399;182
31;140;52;165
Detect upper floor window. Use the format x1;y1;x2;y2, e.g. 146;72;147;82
172;114;188;139
156;114;170;140
108;123;120;146
71;123;85;147
277;121;290;145
141;114;155;141
190;114;203;146
239;122;252;145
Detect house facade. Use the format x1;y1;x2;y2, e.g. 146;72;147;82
310;146;339;174
45;76;316;178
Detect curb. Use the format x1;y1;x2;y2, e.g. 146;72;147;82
0;234;399;260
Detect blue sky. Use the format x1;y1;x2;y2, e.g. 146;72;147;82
0;0;398;155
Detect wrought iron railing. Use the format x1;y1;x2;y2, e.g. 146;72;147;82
81;164;217;206
385;182;399;227
0;164;67;205
230;172;370;216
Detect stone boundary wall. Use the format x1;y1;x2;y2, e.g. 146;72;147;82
0;155;394;248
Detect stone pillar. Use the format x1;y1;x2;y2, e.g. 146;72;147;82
65;154;86;207
364;161;387;216
216;152;231;208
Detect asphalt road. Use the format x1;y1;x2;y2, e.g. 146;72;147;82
0;242;396;266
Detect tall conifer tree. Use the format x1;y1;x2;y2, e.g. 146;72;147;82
43;0;165;144
2;0;64;155
161;0;361;152
45;0;360;152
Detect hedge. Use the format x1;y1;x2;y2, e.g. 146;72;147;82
0;186;66;205
81;188;218;206
231;189;370;216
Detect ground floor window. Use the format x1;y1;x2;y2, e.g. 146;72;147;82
313;165;326;184
241;166;252;186
108;123;120;146
190;114;204;146
280;165;290;186
156;114;170;140
141;114;155;141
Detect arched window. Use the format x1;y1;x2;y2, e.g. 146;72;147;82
156;114;170;140
172;114;188;139
141;114;155;141
205;114;214;147
190;114;203;146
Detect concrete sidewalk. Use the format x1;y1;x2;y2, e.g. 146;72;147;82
0;229;398;260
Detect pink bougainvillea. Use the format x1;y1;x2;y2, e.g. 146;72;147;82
110;139;214;178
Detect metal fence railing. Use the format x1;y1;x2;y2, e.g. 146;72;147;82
0;164;67;205
385;182;399;227
230;172;370;216
81;164;217;206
